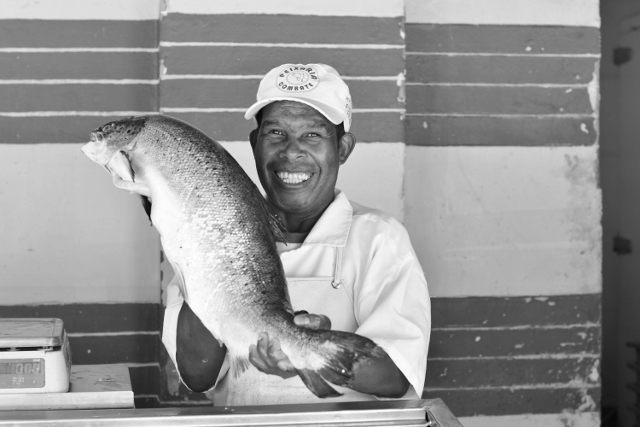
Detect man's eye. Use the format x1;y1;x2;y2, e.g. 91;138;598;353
269;129;284;135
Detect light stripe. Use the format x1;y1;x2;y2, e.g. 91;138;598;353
406;52;601;58
405;0;600;27
0;111;156;117
459;413;600;427
67;331;159;337
160;42;403;50
220;141;404;145
428;354;599;361
160;108;405;114
160;74;401;81
134;394;160;399
423;383;599;391
108;362;161;369
0;48;158;53
432;323;599;332
163;0;403;18
0;0;161;20
406;113;595;118
0;79;159;85
406;82;590;89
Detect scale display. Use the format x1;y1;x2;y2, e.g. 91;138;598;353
0;359;44;389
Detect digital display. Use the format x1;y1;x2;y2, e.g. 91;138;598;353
0;358;45;389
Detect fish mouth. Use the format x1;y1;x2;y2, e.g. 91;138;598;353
275;171;313;185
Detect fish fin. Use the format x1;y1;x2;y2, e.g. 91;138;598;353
296;368;342;398
269;212;287;245
140;195;152;225
257;197;287;244
170;262;188;301
107;150;135;183
313;331;386;393
230;357;251;377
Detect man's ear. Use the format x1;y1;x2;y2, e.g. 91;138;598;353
249;128;259;151
338;133;356;165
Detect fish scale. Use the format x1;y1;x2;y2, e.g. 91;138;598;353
81;114;385;398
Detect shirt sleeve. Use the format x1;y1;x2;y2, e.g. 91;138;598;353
352;220;431;399
161;276;229;392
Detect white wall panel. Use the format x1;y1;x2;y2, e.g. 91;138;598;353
164;0;404;17
406;0;600;26
1;0;160;20
405;145;602;297
459;412;599;427
0;144;160;304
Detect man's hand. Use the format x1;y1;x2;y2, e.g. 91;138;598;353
248;313;331;379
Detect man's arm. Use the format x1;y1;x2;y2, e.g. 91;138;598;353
175;302;227;392
248;313;410;398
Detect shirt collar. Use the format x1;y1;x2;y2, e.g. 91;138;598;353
302;189;352;247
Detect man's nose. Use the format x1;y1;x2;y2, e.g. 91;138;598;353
279;139;305;160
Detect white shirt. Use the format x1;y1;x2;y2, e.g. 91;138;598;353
162;190;431;405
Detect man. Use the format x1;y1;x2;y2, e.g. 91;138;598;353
162;63;430;406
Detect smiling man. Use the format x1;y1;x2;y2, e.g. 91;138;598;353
162;63;431;406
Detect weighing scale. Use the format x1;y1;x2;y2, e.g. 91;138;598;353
0;318;71;394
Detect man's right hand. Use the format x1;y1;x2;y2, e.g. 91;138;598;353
247;313;331;379
176;302;227;392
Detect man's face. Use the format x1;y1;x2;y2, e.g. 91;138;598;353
253;101;345;220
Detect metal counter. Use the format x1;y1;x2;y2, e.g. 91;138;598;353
0;399;463;427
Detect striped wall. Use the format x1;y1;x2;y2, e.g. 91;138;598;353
0;0;602;423
403;1;601;426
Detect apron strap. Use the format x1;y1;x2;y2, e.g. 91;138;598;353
331;247;343;289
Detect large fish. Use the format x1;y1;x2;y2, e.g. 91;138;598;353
81;114;384;398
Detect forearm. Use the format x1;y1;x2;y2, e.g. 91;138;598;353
176;302;227;392
351;352;410;398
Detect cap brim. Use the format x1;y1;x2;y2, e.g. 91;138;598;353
245;97;345;128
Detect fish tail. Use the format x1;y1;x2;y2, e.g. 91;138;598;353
297;330;386;398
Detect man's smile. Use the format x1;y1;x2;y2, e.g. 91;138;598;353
275;171;313;184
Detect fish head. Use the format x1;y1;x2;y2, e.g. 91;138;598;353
82;115;152;196
81;116;147;167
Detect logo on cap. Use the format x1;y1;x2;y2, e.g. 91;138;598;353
276;66;319;92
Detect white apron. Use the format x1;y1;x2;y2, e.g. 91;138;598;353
219;248;378;406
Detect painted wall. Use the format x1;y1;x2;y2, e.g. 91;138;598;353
0;0;603;421
403;0;601;425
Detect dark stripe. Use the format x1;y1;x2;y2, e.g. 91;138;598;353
422;387;600;417
0;84;157;112
425;357;599;388
0;20;158;48
429;326;599;358
69;334;158;364
0;52;158;80
0;303;160;333
406;85;593;115
164;111;403;143
134;396;160;408
129;365;160;396
161;46;403;77
405;115;597;146
0;115;152;144
406;55;598;84
406;24;600;55
160;79;402;109
162;14;403;45
431;294;600;328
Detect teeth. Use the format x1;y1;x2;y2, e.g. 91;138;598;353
276;171;312;184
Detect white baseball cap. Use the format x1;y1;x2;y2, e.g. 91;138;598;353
244;63;352;131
